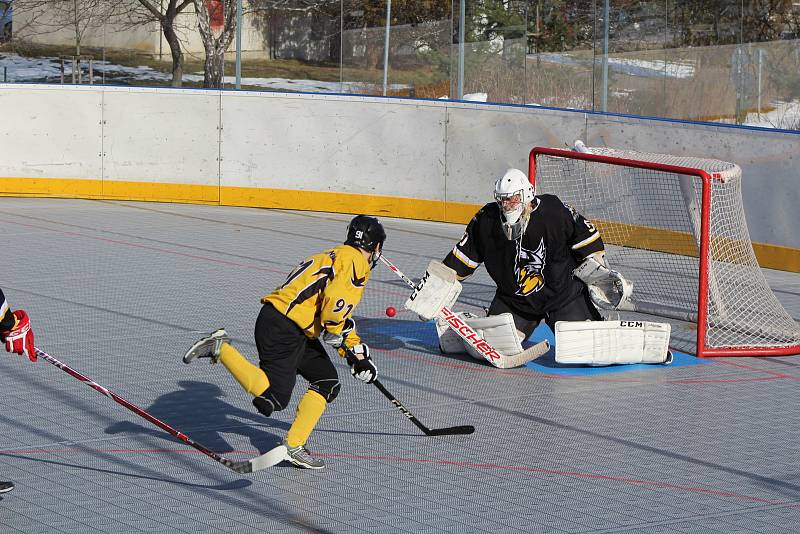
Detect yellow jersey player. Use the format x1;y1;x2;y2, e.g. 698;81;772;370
182;215;385;469
0;287;37;495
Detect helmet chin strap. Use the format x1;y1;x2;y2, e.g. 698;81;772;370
369;248;383;269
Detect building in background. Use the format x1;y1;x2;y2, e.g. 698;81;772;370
9;2;266;58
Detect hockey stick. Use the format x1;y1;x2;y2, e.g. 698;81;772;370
343;348;474;436
34;347;287;473
372;379;474;436
379;255;550;367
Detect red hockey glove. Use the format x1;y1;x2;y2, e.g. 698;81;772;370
1;310;36;362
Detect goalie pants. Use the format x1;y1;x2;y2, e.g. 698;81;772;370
489;288;601;338
254;303;339;409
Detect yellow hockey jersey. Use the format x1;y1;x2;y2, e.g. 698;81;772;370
263;245;369;347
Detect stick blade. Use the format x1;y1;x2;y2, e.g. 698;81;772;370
427;425;475;436
494;340;550;368
227;460;253;474
248;444;288;472
249;445;289;471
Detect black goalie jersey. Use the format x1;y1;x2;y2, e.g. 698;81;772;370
443;195;605;316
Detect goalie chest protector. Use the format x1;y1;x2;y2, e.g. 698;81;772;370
444;197;604;315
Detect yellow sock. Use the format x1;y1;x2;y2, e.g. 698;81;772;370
218;343;269;396
285;390;326;448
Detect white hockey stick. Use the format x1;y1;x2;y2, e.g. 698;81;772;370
249;445;288;470
379;256;549;368
491;338;551;369
35;346;287;473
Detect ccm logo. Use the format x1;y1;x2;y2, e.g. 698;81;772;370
408;272;430;302
620;321;644;328
441;307;501;361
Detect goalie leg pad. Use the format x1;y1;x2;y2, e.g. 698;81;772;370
554;320;671;365
405;260;463;321
436;313;473;354
460;313;524;363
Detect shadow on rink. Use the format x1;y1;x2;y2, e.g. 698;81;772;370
105;380;286;454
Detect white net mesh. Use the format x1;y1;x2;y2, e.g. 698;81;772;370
532;146;800;356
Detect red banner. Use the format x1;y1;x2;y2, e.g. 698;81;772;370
207;0;224;34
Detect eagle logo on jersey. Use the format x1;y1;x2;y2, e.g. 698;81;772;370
515;238;546;296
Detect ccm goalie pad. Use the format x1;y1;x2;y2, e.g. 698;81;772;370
554;320;673;366
573;254;633;310
405;261;462;321
436;312;550;368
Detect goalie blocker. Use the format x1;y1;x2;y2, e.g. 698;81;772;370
555;320;673;366
404;261;462;321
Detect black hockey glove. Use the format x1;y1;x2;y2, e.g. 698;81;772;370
347;344;377;384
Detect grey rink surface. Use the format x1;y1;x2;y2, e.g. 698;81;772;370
0;198;798;534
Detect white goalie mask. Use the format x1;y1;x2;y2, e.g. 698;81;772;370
494;168;535;240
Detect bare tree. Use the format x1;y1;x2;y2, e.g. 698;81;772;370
194;0;236;88
123;0;194;87
0;2;10;40
123;0;244;88
14;0;117;55
67;0;113;55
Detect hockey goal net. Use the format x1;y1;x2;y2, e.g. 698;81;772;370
530;145;800;357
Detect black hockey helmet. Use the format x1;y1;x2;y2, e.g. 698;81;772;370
345;215;386;254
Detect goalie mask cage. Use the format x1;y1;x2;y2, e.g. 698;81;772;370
530;146;800;358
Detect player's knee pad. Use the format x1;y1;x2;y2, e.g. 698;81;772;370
252;388;287;417
309;379;341;403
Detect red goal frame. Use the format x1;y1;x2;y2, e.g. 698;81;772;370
530;146;800;358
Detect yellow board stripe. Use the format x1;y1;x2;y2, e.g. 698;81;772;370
591;220;800;272
1;177;797;272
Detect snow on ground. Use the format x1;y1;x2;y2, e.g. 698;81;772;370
742;100;800;129
0;52;408;93
2;51;797;129
608;56;695;79
532;52;695;79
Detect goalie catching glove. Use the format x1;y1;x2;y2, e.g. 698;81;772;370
405;260;462;321
0;310;36;362
573;253;633;310
345;344;377;383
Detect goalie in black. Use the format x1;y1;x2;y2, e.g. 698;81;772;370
405;168;671;367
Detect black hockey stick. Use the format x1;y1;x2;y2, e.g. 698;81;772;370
344;348;474;436
34;347;286;473
372;379;475;436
